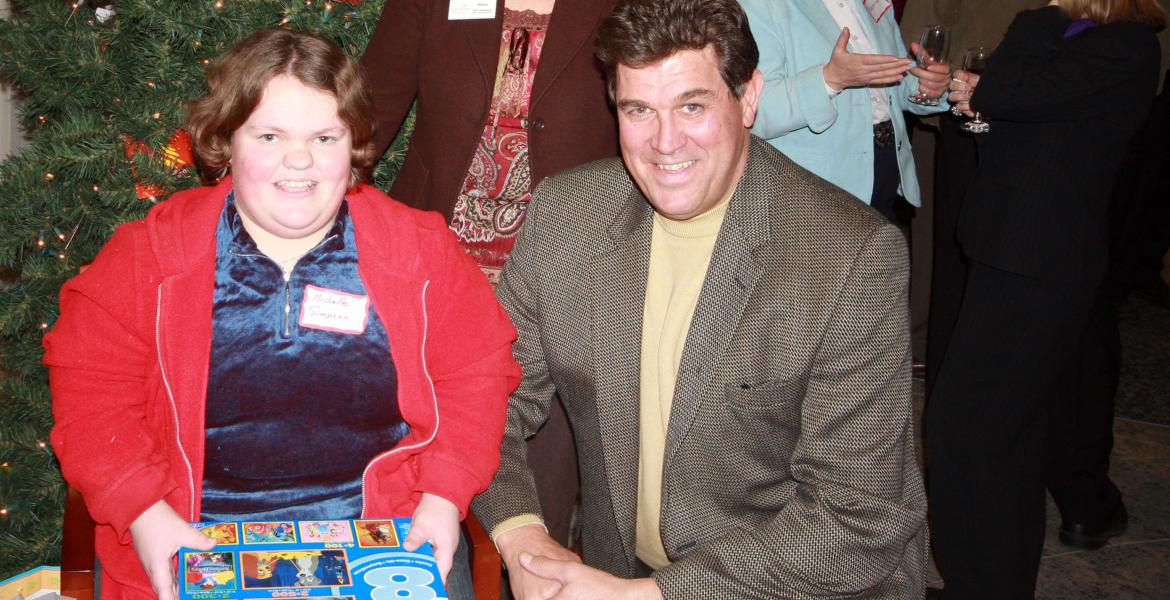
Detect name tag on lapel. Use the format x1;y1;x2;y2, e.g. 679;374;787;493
299;285;370;335
449;0;495;20
863;0;892;23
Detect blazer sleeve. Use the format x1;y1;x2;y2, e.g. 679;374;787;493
469;186;562;531
45;226;179;543
360;0;430;158
412;217;522;516
655;223;925;598
742;0;841;137
971;6;1157;123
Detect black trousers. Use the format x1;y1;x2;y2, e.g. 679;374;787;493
927;261;1118;599
870;129;905;224
926;114;977;393
1048;292;1123;525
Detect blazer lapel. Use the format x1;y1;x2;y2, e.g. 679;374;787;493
530;0;613;106
663;145;772;467
587;187;653;562
463;0;507;95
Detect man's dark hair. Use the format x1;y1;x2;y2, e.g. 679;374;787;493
595;0;759;99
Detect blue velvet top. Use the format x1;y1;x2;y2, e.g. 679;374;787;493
200;195;409;521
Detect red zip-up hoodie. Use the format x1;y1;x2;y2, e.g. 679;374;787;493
45;177;520;600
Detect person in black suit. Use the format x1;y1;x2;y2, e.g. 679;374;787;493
926;1;1166;598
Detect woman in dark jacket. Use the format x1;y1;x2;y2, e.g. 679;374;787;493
927;1;1166;598
359;0;621;551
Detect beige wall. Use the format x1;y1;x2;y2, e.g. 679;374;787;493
901;0;1170;88
1;0;27;160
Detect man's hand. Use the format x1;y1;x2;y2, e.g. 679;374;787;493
908;42;952;99
823;28;913;91
129;500;216;600
519;553;663;600
404;493;462;584
495;523;581;600
947;69;981;116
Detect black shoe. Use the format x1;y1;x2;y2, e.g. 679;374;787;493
1059;502;1128;550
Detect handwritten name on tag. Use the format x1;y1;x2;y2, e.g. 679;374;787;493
449;0;495;20
299;285;370;335
864;0;892;23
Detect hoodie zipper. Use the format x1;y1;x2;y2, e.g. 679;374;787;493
156;283;197;520
283;274;292;337
229;234;338;339
360;280;439;517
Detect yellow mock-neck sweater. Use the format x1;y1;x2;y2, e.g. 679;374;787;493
635;198;729;569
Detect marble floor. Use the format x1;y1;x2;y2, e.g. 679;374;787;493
915;400;1170;599
1033;417;1170;599
918;279;1170;598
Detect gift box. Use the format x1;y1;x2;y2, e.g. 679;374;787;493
0;566;66;600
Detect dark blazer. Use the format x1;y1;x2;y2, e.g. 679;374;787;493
359;0;620;219
473;138;928;598
962;6;1161;284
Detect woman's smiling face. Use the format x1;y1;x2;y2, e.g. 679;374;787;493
229;74;353;243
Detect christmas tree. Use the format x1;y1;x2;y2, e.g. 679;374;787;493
0;0;412;577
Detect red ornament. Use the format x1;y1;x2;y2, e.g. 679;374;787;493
123;130;194;200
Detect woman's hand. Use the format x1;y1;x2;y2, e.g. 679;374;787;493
404;493;462;584
129;500;217;600
823;27;914;91
909;42;953;99
947;69;982;117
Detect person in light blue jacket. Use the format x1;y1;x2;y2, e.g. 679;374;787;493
740;0;950;221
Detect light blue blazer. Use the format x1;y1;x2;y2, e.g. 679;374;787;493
741;0;947;206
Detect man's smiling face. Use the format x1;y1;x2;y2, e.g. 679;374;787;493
615;45;761;221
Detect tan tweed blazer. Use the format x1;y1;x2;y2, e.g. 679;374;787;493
472;137;928;599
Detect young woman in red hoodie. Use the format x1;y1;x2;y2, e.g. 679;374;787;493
44;29;519;600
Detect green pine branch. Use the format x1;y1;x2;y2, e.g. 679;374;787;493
0;0;414;578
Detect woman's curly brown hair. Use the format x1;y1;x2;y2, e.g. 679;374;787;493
186;28;377;185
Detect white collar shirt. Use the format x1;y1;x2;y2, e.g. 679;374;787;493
820;0;894;124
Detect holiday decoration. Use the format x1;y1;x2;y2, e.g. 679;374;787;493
124;129;195;199
0;0;412;577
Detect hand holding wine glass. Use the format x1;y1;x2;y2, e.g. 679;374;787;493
823;27;914;91
947;70;981;116
909;25;952;105
958;47;992;133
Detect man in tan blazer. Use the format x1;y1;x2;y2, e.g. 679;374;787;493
472;0;927;598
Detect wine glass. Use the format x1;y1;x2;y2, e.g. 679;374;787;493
909;25;951;106
959;47;992;133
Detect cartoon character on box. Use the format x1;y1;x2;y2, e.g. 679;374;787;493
243;550;350;589
367;522;390;544
194;571;234;591
199;523;239;545
300;520;355;543
244;521;295;543
183;552;236;593
241;553;279;587
292;555;321;586
356;520;398;547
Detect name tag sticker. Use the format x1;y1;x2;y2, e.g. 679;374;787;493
299;285;370;335
864;0;892;23
449;0;495;20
